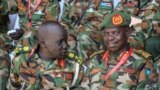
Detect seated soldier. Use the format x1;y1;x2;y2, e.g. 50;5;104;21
99;11;158;90
7;21;87;90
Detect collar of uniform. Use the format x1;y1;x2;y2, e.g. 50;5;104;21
109;45;130;61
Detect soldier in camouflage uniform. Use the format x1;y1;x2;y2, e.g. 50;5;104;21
16;0;60;29
124;0;160;50
7;21;90;90
145;12;160;61
97;11;158;90
6;0;61;58
60;0;112;62
63;1;113;89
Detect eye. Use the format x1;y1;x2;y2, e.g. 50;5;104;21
103;32;109;36
113;31;121;35
57;39;63;45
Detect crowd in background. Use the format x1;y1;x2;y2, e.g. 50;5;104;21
0;0;159;90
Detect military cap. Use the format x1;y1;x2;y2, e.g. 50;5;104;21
99;11;131;30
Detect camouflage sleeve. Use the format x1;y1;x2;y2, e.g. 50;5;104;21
79;60;105;90
136;57;158;90
153;58;160;89
7;59;22;90
76;31;104;90
0;49;10;90
77;31;104;61
7;53;29;90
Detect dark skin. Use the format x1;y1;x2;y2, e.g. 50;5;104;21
37;21;68;60
102;26;130;54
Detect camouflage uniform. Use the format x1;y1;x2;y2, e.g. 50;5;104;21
143;12;160;62
7;50;89;90
61;0;109;60
0;48;10;90
127;0;160;49
115;0;139;15
98;11;158;90
100;49;158;90
0;0;9;33
17;0;59;29
0;34;11;90
145;36;160;61
60;1;112;89
149;37;160;88
138;3;158;20
11;0;60;52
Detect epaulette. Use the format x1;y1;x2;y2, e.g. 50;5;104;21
68;52;83;65
134;49;152;59
14;46;31;55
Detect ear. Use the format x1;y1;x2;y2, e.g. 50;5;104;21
125;27;132;37
38;40;46;48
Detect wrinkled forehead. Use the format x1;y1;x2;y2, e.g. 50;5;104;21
38;25;67;39
103;26;129;32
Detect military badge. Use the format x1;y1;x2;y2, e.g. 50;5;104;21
112;14;123;26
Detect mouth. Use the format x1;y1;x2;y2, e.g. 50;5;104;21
107;43;117;48
61;50;68;56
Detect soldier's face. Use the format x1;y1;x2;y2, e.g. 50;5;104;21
41;28;68;59
103;27;128;52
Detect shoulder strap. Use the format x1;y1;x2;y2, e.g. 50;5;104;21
27;0;42;28
71;62;80;86
104;48;133;80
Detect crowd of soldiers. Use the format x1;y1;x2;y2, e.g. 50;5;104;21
0;0;160;90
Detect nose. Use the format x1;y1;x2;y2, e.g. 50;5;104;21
107;35;114;41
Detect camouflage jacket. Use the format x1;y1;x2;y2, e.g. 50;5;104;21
8;52;88;90
100;48;157;90
75;31;105;90
115;2;138;15
17;0;60;30
0;48;10;90
153;56;160;89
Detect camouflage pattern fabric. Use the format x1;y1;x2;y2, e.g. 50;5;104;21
76;31;105;90
61;0;106;64
100;48;157;90
0;48;10;90
0;0;9;33
152;12;160;36
145;36;160;61
139;3;158;20
77;31;104;62
8;52;89;90
18;0;60;30
115;0;156;47
0;0;9;15
115;1;138;15
0;34;13;52
16;30;38;49
150;55;160;90
12;0;60;52
61;0;113;31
